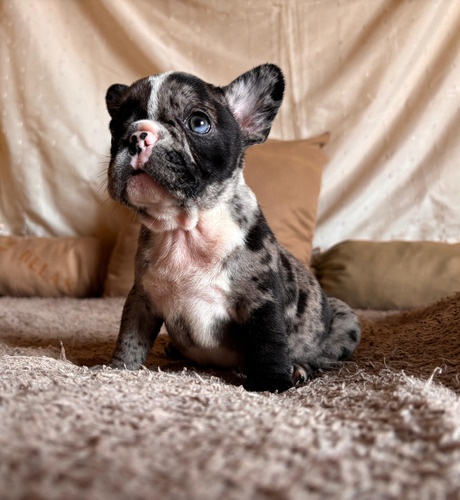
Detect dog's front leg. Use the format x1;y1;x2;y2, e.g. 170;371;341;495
241;301;293;393
110;286;163;370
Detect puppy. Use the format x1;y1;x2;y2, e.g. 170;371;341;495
104;64;360;392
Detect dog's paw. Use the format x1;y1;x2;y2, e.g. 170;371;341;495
244;373;294;393
89;364;105;371
292;365;311;386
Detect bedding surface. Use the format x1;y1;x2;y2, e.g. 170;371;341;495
0;293;459;499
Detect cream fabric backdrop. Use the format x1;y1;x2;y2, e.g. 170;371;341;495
1;0;459;249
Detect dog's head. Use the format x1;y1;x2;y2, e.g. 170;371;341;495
105;64;284;229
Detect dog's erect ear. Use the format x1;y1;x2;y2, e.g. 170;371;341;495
222;64;284;147
106;84;129;118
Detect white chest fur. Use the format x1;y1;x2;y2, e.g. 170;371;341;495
141;205;245;362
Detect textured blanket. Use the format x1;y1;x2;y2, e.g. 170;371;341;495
0;293;459;499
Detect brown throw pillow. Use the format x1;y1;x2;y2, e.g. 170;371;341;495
103;221;141;298
104;135;329;297
312;240;460;310
0;236;107;297
244;135;328;265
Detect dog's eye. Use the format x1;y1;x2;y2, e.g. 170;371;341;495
188;113;211;134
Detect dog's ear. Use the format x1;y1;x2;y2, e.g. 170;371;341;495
222;64;284;147
106;84;129;118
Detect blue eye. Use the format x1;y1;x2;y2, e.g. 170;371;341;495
188;113;211;134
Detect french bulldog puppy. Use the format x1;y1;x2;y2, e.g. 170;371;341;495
104;64;360;392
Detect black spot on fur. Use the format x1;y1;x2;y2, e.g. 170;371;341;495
257;270;277;294
261;253;272;265
348;329;358;343
245;212;273;252
339;347;350;361
297;290;308;317
232;195;250;228
245;225;264;251
280;252;294;281
257;282;270;292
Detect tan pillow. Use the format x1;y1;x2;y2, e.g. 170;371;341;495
312;240;460;310
103;220;141;297
104;135;328;297
0;236;107;297
244;135;328;265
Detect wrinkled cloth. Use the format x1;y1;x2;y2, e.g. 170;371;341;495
1;0;459;249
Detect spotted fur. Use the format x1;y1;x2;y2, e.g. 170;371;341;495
104;64;360;392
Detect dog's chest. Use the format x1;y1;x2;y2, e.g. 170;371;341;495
141;207;245;353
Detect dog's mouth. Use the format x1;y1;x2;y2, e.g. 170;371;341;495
126;170;174;208
124;171;198;231
130;150;154;171
130;169;145;176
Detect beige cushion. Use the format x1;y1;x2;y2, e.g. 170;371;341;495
312;240;460;310
0;236;107;297
244;135;328;265
104;135;328;297
103;221;141;298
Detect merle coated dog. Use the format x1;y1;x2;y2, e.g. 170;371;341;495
103;64;360;392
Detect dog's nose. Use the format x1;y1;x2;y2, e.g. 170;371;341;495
128;129;159;170
129;130;159;152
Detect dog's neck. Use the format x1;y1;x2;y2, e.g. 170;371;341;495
139;169;252;232
144;203;245;270
140;171;256;273
139;207;199;232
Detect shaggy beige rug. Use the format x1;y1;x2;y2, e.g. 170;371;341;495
0;293;459;499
